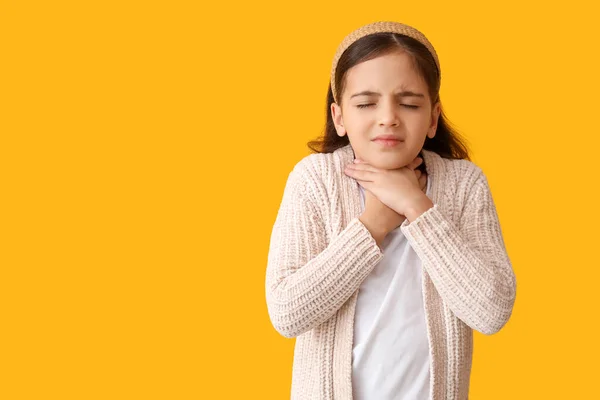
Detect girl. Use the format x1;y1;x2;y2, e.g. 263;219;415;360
265;21;516;400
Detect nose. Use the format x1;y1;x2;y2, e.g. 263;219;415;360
378;98;400;127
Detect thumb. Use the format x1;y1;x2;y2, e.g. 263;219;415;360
407;156;423;170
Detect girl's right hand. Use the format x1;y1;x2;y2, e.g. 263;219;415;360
357;156;428;248
359;190;406;247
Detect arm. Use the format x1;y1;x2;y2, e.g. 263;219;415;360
265;161;383;338
400;168;517;335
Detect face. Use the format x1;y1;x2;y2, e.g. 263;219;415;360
331;50;441;170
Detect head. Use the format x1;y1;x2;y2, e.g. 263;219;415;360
308;27;470;166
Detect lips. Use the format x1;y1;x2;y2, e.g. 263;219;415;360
372;135;404;141
372;136;403;147
372;135;404;148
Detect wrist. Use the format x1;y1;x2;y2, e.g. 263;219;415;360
359;213;388;245
404;194;434;223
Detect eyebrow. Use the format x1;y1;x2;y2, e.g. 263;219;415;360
349;90;425;99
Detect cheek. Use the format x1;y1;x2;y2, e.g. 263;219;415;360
405;111;428;126
406;115;431;138
344;112;367;130
345;116;371;140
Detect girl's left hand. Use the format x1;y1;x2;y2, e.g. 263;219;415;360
344;157;429;216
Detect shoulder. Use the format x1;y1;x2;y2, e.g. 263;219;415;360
284;145;352;207
424;149;485;186
423;150;491;209
289;144;353;187
293;145;351;173
290;152;330;180
446;158;485;183
439;158;500;217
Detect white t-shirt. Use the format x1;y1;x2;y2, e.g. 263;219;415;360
352;176;432;400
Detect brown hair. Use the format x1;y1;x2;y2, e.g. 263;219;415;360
307;32;471;161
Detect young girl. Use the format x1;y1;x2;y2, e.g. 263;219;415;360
265;21;516;400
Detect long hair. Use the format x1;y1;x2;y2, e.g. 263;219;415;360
308;32;471;161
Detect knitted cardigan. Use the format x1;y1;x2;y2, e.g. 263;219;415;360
265;143;517;400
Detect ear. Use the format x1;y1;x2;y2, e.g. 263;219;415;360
331;102;346;137
427;101;441;139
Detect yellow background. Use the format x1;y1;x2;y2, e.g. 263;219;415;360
2;0;599;398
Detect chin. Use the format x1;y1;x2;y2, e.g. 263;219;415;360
377;161;407;170
370;154;410;170
352;143;418;169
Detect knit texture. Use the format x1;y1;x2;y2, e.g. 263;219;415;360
265;144;517;400
330;21;441;103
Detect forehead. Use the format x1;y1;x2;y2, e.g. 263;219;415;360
344;51;426;92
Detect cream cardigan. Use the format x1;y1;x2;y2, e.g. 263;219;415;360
265;144;517;400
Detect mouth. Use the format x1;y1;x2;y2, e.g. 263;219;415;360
372;135;404;147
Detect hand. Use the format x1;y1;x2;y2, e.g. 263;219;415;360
359;189;406;247
415;166;427;193
344;155;429;217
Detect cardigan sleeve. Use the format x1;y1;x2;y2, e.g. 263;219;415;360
400;168;517;335
265;161;383;338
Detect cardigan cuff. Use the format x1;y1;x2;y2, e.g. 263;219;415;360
344;217;384;259
400;203;451;242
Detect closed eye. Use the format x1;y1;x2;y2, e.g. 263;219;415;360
356;104;419;109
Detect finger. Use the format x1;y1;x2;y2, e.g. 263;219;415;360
357;180;372;192
347;163;379;173
411;157;423;169
415;169;422;178
353;158;375;167
344;167;376;182
407;156;423;170
418;173;427;191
